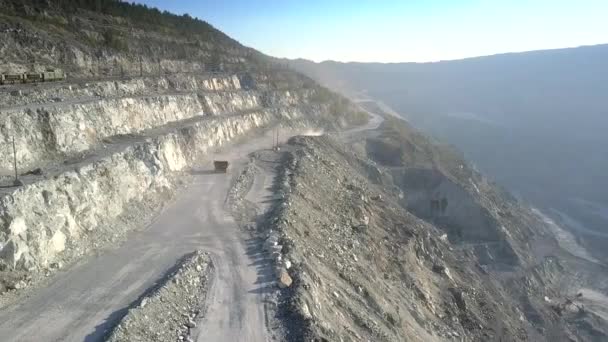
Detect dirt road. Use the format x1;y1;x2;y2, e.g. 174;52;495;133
0;111;384;342
0;130;282;342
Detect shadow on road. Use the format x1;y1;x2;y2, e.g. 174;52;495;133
0;184;18;189
240;152;293;296
189;169;224;175
244;237;276;295
83;308;129;342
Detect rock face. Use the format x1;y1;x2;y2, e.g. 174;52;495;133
1;111;266;269
267;131;608;341
0;74;314;171
0;77;361;276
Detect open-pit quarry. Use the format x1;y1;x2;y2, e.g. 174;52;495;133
1;2;608;341
0;69;367;341
1;71;607;342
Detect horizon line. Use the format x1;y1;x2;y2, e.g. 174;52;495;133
279;42;608;65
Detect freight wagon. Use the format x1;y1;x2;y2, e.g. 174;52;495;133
0;69;65;85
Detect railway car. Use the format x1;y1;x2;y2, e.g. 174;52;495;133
0;74;25;84
0;69;65;85
42;69;65;82
25;73;43;83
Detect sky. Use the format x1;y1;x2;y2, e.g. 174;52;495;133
135;0;608;63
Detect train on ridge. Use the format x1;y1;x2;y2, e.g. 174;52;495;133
0;69;65;85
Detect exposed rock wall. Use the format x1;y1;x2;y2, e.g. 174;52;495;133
0;1;369;299
0;74;244;108
0;76;318;171
0;62;366;278
1;93;204;169
0;105;316;270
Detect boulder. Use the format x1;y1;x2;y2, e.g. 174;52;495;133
278;268;293;288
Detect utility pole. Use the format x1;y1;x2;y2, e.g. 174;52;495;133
139;56;143;77
272;127;280;151
12;137;21;186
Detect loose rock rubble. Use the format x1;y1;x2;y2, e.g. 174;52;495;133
107;251;213;342
266;128;608;341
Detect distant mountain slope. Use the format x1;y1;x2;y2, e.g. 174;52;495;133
288;44;608;260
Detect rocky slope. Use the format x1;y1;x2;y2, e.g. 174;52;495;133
263;116;608;341
287;48;608;265
0;0;250;76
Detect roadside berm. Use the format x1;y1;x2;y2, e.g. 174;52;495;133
107;250;213;342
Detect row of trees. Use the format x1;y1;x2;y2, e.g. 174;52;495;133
7;0;232;45
3;0;281;73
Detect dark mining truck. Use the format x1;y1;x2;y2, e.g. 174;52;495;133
213;161;229;173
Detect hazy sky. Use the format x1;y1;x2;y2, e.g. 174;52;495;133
136;0;607;63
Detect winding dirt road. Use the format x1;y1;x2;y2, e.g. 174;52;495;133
0;131;281;342
0;109;383;342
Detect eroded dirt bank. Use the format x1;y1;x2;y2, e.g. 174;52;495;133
264;127;608;341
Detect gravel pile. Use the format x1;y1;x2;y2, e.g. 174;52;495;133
107;251;213;342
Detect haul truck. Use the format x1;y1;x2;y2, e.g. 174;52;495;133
213;161;229;173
